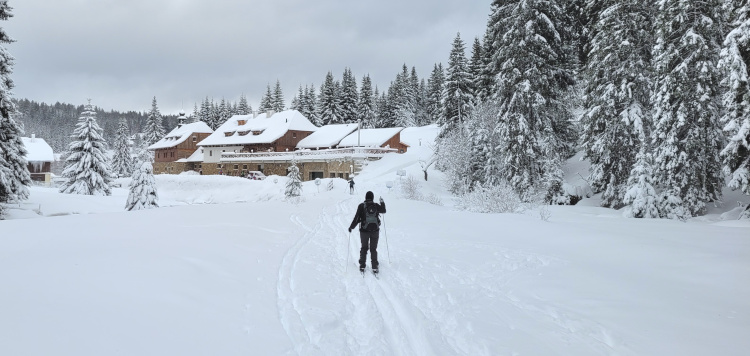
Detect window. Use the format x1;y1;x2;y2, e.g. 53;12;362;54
233;164;239;170
243;165;248;170
192;136;197;142
292;132;297;138
210;150;213;157
217;164;222;169
330;173;336;178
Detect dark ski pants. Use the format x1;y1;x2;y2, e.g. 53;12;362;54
359;230;379;269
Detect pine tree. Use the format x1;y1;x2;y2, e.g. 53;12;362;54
340;68;359;123
125;161;158;211
623;144;660;218
59;101;113;196
651;0;724;218
301;85;320;125
259;84;273;113
272;80;285;112
440;33;473;139
580;0;654;208
426;63;445;124
487;0;576;197
468;37;484;105
0;1;30;204
318;71;341;125
358;74;377;128
237;94;251;115
111;118;133;177
144;96;165;145
720;0;750;214
285;160;302;198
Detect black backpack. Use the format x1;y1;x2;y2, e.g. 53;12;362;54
363;202;380;231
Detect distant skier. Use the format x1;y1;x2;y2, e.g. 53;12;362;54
348;191;386;274
348;179;355;194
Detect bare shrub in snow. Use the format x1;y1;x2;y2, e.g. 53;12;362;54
455;183;525;213
424;193;443;206
538;206;551;221
400;175;423;200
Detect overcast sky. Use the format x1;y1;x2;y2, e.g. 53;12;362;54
4;0;489;115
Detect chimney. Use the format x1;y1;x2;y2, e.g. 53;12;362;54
266;110;275;118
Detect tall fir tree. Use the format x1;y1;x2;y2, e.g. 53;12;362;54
59;101;113;196
651;0;725;218
488;0;576;197
144;96;165;145
580;0;654;208
237;93;251;115
0;1;30;204
468;37;484;105
259;84;273;113
720;0;750;214
111;118;133;177
357;74;376;128
272;80;285;112
318;71;341;125
125;161;159;211
340;68;359;123
426;63;445;124
302;85;320;126
440;33;473;140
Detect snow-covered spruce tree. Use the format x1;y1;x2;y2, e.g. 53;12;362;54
357;74;376;128
318;71;341;125
144;96;165;145
623;143;660;218
285;160;302;198
390;64;418;128
259;84;273;113
111;118;133;177
0;1;31;204
720;0;750;217
488;0;576;198
301;85;320;126
340;68;359;123
272;80;285;112
426;63;445;124
125;161;158;211
237;94;251;115
464;101;503;189
468;37;484;105
580;0;654;209
59;101;113;196
434;124;473;195
651;0;724;218
439;33;473;140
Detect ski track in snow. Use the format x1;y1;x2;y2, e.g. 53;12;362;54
276;196;628;355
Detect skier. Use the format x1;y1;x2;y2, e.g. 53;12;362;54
348;191;386;274
348;179;355;194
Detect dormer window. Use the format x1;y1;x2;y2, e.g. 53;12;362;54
224;131;235;137
252;130;264;136
237;119;247;125
238;130;250;136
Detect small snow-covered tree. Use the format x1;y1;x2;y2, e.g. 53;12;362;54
237;94;252;115
285;160;302;198
623;146;660;218
59;101;113;196
0;1;31;204
272;80;285;112
259;84;273;113
125;161;158;211
111;118;133;177
144;96;165;145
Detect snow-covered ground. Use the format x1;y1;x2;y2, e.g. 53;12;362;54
1;126;748;355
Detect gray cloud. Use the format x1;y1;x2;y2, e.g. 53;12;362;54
5;0;489;114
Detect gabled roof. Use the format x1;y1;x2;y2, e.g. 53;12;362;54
296;123;358;149
148;122;213;150
338;127;405;148
198;110;318;147
21;137;54;162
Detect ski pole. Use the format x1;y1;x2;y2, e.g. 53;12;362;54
346;231;351;272
383;214;391;264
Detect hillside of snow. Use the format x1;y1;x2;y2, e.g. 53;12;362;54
1;125;748;356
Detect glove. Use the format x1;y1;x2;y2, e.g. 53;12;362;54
348;228;352;233
379;197;384;204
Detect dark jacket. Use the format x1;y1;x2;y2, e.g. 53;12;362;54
349;199;386;231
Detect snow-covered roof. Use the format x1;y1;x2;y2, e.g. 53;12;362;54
338;127;405;148
176;148;205;163
21;136;54;162
296;123;358;149
148;122;213;150
198;110;318;147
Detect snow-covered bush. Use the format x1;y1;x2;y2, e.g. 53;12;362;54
400;175;423;200
285;162;302;199
424;193;443;206
455;183;525;214
538;206;551;221
125;162;158;211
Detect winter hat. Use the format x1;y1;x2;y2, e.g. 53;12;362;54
365;191;374;201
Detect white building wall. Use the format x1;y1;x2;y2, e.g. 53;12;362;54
201;146;243;163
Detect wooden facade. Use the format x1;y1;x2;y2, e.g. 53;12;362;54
382;132;408;153
27;161;52;182
154;132;211;163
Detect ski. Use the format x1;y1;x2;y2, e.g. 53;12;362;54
360;268;365;277
372;269;379;279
